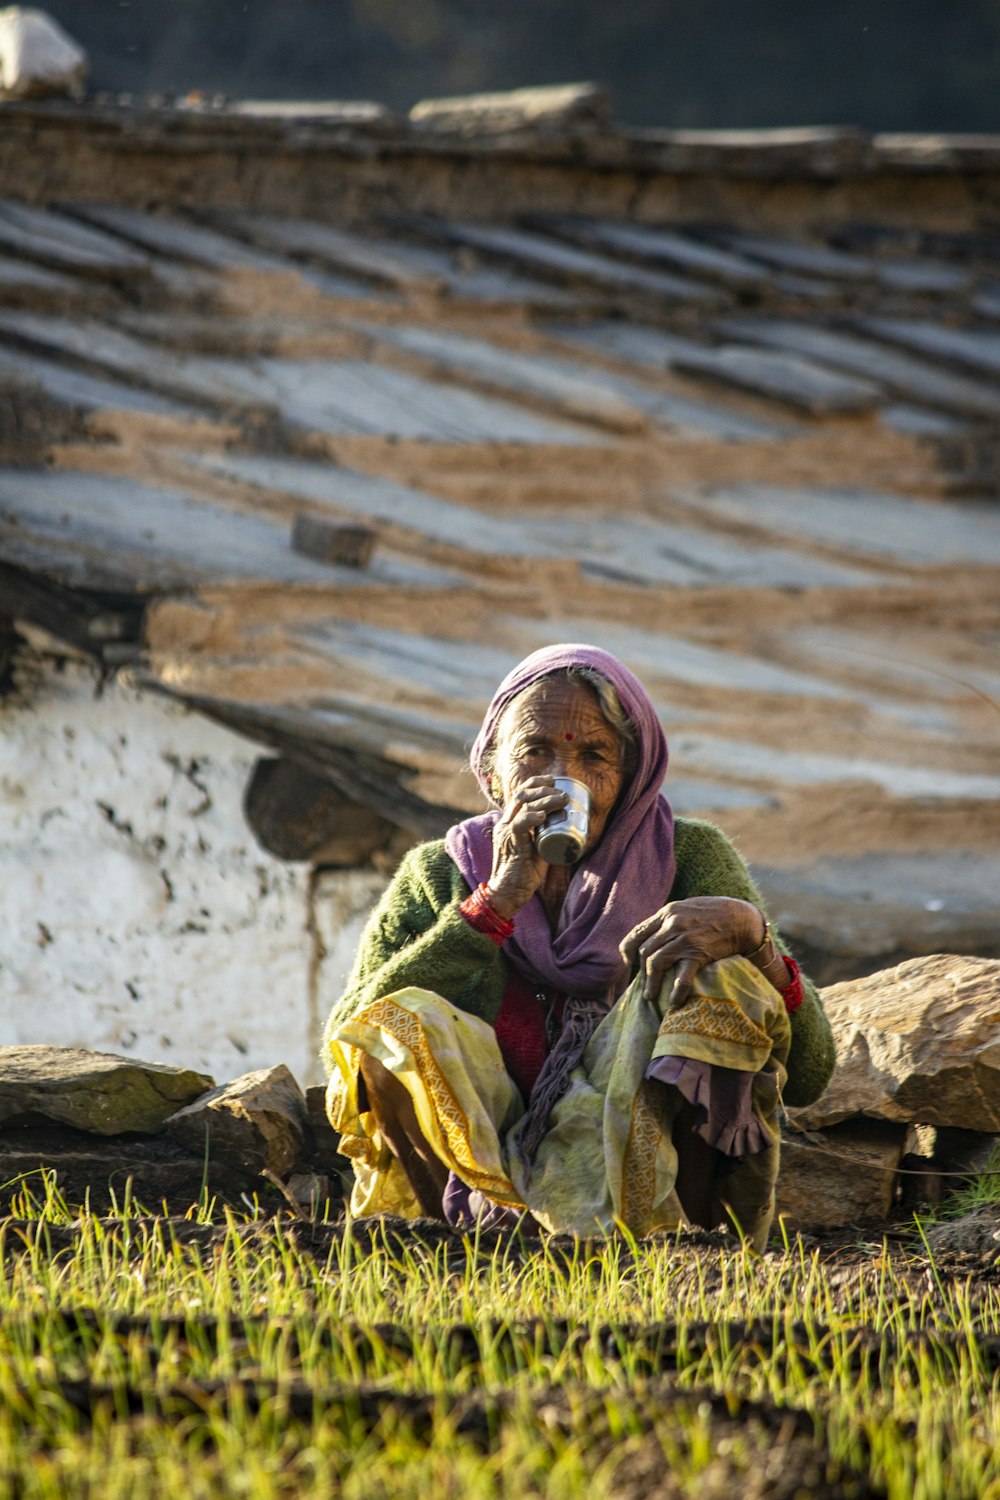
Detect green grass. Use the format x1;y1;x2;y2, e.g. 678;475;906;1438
1;1172;999;1498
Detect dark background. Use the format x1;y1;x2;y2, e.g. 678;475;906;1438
41;0;1000;132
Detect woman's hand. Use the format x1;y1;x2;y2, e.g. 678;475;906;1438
619;897;763;1009
486;776;569;919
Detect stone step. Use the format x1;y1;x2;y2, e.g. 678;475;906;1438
68;202;346;279
0;252;81;292
857;316;1000;381
0;311;278;408
670;343;884;415
213;211;447;292
531;216;771;289
179;449;559;558
296;619;520;704
544;320;708;368
572;512;891;590
880;404;968;437
759;860;1000;981
0;468;461;593
0;346;206;419
0;199;150;274
873;260;972;295
671;732;1000;800
712;230;876;283
0;313;594;443
400;215;728;305
677;481;1000;567
582;370;790;442
261;357;598;443
718;316;1000;420
780;624;1000;704
350;321;647;430
211;212;583;309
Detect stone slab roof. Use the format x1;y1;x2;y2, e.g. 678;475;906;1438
1;95;998;973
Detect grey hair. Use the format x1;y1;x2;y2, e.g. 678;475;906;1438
479;666;638;796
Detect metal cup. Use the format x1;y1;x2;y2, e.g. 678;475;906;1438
535;776;591;866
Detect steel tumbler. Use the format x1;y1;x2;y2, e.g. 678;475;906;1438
535;776;591;865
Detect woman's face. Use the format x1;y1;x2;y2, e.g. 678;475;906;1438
492;677;627;852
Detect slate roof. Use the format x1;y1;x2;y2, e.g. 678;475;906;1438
1;99;998;973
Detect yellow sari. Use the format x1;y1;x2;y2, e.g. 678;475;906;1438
327;956;791;1250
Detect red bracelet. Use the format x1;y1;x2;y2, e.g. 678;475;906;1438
460;883;515;946
781;957;804;1015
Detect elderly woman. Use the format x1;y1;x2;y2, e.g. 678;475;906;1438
325;644;834;1249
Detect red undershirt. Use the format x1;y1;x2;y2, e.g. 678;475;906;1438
492;972;565;1099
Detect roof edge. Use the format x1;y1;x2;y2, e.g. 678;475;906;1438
5;98;1000;180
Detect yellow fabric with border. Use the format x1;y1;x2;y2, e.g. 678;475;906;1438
327;955;790;1243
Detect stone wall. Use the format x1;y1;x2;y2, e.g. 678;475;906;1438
3;100;1000;234
0;642;386;1086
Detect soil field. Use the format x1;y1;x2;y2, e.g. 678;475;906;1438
2;1198;999;1499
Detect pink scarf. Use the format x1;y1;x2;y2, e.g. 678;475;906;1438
445;645;676;1162
445;643;676;1000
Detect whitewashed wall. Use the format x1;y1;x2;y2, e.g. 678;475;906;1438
0;649;387;1086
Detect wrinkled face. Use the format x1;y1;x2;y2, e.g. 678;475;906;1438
492;677;627;852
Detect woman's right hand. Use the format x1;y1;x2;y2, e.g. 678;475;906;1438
485;776;568;918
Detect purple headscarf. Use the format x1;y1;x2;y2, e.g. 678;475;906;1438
445;643;676;1002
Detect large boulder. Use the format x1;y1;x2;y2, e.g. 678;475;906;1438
166;1064;308;1178
0;1046;214;1135
0;1133;241;1215
410;83;612;137
923;1205;1000;1258
0;7;86;99
776;1120;908;1230
304;1082;350;1180
792;955;1000;1132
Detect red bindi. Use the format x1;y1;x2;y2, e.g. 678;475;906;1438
565;732;574;741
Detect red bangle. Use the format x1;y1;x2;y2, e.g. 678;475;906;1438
460;883;514;946
781;957;804;1015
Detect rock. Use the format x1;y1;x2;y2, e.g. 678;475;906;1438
409;83;613;137
0;1046;214;1136
0;1125;247;1215
922;1205;1000;1258
243;757;395;865
0;7;86;100
932;1127;1000;1181
305;1082;350;1179
166;1064;308;1178
776;1120;908;1230
290;514;375;569
896;1154;944;1213
792;955;1000;1133
286;1171;331;1213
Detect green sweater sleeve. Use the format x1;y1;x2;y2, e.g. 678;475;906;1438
671;818;835;1108
324;822;835;1110
322;841;506;1058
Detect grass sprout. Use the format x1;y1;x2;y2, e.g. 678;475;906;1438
0;1197;998;1498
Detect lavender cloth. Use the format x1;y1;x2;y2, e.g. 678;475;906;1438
646;1056;768;1157
445;644;677;1169
445;643;676;1001
442;1172;534;1232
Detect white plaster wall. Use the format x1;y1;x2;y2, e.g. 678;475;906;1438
0;650;388;1086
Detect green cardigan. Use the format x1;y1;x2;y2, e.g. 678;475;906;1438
324;817;835;1108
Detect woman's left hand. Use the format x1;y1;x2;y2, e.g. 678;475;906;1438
619;896;762;1009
